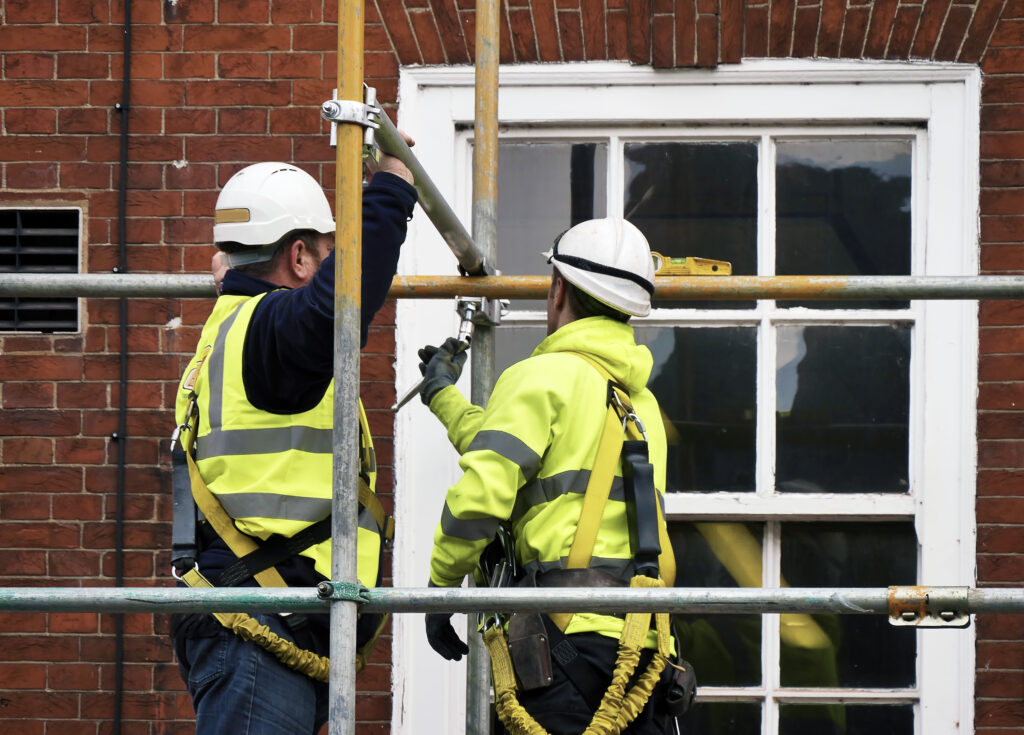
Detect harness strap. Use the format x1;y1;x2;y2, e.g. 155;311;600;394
170;446;199;576
214;516;332;587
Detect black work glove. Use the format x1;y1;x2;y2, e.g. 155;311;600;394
425;612;469;661
418;337;468;406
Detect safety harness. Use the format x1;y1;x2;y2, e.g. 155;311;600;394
169;393;395;680
483;353;684;735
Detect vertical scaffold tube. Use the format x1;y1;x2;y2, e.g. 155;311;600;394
466;1;500;734
330;0;364;732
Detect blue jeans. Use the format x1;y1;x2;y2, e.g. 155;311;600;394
173;614;329;735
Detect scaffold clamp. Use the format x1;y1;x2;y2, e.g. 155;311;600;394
887;585;970;628
323;85;381;161
315;581;370;604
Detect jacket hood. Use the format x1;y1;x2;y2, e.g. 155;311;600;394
531;317;653;393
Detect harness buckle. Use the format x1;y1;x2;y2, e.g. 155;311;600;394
170;395;198;453
171;561;199;582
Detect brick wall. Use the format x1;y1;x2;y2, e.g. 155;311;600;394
0;1;1021;733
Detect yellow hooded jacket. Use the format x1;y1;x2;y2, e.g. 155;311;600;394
429;316;673;643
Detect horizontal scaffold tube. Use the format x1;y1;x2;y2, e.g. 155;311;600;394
1;586;1023;615
3;274;1024;300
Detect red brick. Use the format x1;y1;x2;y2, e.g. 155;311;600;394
408;8;448;64
0;26;86;52
48;662;99;690
768;0;795;57
839;5;870;57
885;5;921;60
4;108;57;134
744;2;768;57
977;696;1024;726
981;189;1024;215
718;0;742;62
219;53;270;79
981;354;1024;381
271;52;323;79
49;614;101;634
58;107;109;134
670;1;693;67
219;0;271;23
978;525;1024;553
57;53;110;79
6;0;56;23
163;0;214;23
3;437;54;464
5;53;56;79
961;0;1008;63
183;25;290;52
377;1;423;65
2;382;54;409
7;162;58;189
50;550;103;577
979;438;1024;469
990;18;1024;47
910;0;951;58
978;554;1024;583
0;663;47;689
982;104;1024;133
935;4;973;60
982;160;1024;187
627;0;651;63
509;8;541;61
695;10;718;68
0;466;83;493
58;0;110;24
0;550;47;575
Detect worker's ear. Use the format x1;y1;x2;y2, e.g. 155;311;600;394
551;274;569;312
287;237;319;285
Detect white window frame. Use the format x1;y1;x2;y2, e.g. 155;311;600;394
392;59;980;735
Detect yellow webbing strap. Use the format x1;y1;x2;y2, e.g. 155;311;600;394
181;567;331;682
359;480;395;543
185;450;288;588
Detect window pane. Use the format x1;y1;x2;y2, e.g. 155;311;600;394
497;142;607;310
779;703;914;735
671;522;764;687
685;701;761;735
494;326;546;375
780;522;917;689
637;326;756;493
776;325;910;494
776;139;912;309
624;142;758;309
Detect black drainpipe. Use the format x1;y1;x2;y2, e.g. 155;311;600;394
112;1;132;732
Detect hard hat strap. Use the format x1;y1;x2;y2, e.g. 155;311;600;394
224;243;280;268
550;249;655;295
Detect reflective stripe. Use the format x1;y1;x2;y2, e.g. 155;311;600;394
197;425;334;460
205;303;247;431
512;471;630;522
217;492;332;523
439;503;500;542
466;430;542;479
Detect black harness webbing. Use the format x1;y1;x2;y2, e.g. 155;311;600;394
213;516;333;587
541;614;608;712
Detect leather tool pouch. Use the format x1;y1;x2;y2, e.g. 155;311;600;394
507;611;554;691
661;655;698;717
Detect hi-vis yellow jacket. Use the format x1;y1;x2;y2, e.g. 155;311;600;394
176;292;381;585
429;316;673;643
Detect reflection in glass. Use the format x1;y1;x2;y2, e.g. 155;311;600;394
494;326;546;376
671;522;763;687
497;142;607;310
637;326;756;492
776;139;912;309
781;522;917;689
776;325;910;494
624;142;758;309
779;703;914;735
685;701;761;735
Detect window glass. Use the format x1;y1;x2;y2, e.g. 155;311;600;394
776;140;912;309
778;703;914;735
671;522;764;687
687;701;762;735
624;142;758;309
780;522;917;688
497;142;607;310
637;326;756;493
776;325;910;494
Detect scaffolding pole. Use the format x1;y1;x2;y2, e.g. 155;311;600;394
2;585;1023;618
466;2;500;732
4;273;1024;300
331;0;364;731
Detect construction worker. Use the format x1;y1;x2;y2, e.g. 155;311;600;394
169;151;416;735
420;218;689;734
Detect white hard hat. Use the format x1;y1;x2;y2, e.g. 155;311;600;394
542;217;655;317
214;162;335;265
